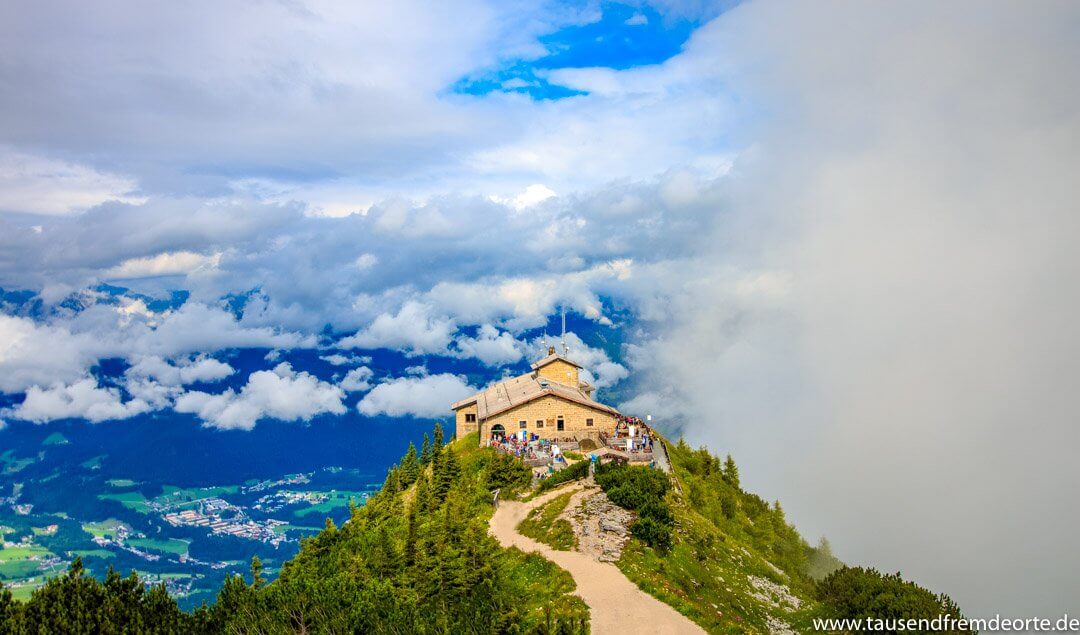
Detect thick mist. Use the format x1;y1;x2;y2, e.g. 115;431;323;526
640;0;1080;618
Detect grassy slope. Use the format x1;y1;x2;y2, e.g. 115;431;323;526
518;490;578;551
613;437;833;634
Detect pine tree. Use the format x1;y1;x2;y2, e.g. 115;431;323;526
722;453;740;489
383;465;402;494
0;583;17;629
420;433;433;465
433;422;444;454
404;502;419;567
250;556;266;589
373;525;401;576
433;446;461;500
400;442;420;486
415;470;433;515
773;500;786;525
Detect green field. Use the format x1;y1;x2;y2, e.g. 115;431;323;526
106;478;138;488
0;545;56;580
9;584;36;601
293;490;370;518
155;485;239;509
97;491;150;513
0;545;52;561
82;519;131;539
271;522;322;537
137;571;193;581
127;537;190;556
68;549;114;560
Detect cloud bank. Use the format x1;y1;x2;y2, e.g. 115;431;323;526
175;363;346;431
357;374;476;418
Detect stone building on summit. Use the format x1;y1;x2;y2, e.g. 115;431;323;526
451;347;621;445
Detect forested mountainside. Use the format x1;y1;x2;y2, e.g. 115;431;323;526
0;426;971;634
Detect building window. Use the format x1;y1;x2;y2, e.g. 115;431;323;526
557;416;564;431
465;413;476;423
536;419;544;428
586;418;594;427
519;420;527;429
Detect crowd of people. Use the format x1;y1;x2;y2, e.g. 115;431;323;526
490;432;555;462
607;415;656;454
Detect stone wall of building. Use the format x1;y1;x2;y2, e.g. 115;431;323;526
478;394;617;445
454;402;478;440
536;359;579;387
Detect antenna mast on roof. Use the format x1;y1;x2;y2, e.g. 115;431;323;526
560;306;569;356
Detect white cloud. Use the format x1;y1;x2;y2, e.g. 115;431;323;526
423;261;628;331
353;253;378;271
125;355;234;386
175;362;345;430
0;147;143;216
0;302;310;395
624;12;648;26
10;378;153;423
357;373;475;418
453;324;525;366
340;366;374;392
104;251;221;280
0;314;109;393
319;353;371;366
556;332;628;389
489;183;557;211
339;301;455;355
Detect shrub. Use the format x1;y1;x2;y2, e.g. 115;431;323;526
816;567;974;634
537;459;590;493
594;463;674;552
630;516;673;552
485;452;531;493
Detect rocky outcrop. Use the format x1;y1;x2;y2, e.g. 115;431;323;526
562;486;634;563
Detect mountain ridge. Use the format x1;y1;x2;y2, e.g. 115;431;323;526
0;426;973;634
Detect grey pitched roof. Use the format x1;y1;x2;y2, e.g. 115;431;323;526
451;370;619;420
530;353;583;370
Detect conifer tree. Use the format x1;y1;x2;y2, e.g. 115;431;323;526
433;446;460;500
773;500;786;525
420;433;433;465
0;583;17;629
433;422;444;454
250;556;266;589
400;442;420;486
415;470;432;515
383;465;401;494
404;502;419;567
722;453;740;489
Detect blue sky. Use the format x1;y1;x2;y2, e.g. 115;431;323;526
453;2;701;99
0;0;1078;620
